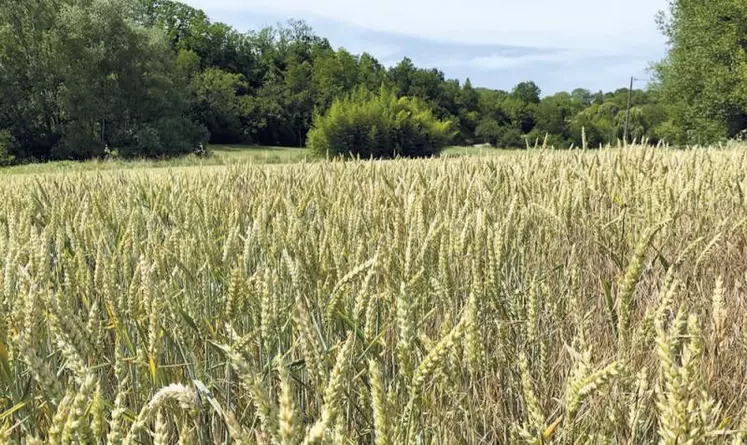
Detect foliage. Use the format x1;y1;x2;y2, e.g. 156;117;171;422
475;119;524;148
0;130;15;166
307;88;455;158
5;0;747;163
654;0;747;144
188;67;249;144
0;0;206;162
512;81;542;104
1;147;747;442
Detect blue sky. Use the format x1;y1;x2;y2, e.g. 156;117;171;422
184;0;668;95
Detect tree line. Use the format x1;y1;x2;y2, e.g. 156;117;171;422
0;0;744;164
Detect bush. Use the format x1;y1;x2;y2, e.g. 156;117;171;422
525;129;569;149
499;128;525;148
0;130;16;166
474;120;526;149
474;119;502;146
307;87;455;158
106;119;208;159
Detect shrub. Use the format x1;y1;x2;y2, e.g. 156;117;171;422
0;130;16;166
499;127;525;148
474;119;502;146
525;128;569;148
307;87;455;158
474;120;526;149
108;119;209;158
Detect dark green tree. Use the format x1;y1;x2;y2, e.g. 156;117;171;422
0;0;205;161
655;0;747;144
307;87;455;158
512;81;541;104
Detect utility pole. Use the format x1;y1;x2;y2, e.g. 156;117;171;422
623;76;633;145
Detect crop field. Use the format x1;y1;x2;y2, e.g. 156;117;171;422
2;146;747;443
0;146;499;176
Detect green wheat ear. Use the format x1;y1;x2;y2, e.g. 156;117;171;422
1;146;746;444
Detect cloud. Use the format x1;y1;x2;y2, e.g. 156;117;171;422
337;42;403;61
439;50;584;70
189;1;668;94
184;0;668;51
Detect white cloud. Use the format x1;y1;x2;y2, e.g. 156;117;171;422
439;50;588;70
339;42;402;60
183;0;668;51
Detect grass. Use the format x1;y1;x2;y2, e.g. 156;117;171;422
214;144;509;160
441;145;510;157
0;145;310;175
3;144;747;443
0;145;506;175
210;144;311;163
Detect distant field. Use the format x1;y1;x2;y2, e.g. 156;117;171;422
214;144;508;160
0;145;310;175
210;145;312;163
0;145;508;175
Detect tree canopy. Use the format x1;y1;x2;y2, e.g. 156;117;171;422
654;0;747;144
0;0;742;163
0;0;206;163
307;87;455;158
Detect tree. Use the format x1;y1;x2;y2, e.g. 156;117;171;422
457;79;480;142
503;96;537;134
461;79;480;112
477;89;511;125
534;92;577;145
60;0;207;157
0;0;64;160
0;0;206;161
358;52;389;92
312;48;360;111
0;0;674;164
655;0;747;144
307;87;455;158
389;58;416;97
189;68;247;144
285;57;314;146
409;68;446;105
512;81;541;104
571;88;594;107
144;0;254;74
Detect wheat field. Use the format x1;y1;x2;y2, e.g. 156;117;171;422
1;147;747;444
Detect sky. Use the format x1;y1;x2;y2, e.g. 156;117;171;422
183;0;669;95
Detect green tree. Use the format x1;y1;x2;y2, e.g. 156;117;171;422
461;79;480;112
312;48;360;111
389;58;416;97
0;0;674;163
570;102;623;147
503;96;536;134
457;79;480;142
655;0;747;143
512;81;541;104
285;58;314;146
190;68;248;144
534;92;579;145
0;0;64;160
476;119;525;147
358;52;389;92
0;0;205;161
144;0;255;74
55;0;205;158
308;87;455;158
571;88;594;107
